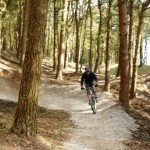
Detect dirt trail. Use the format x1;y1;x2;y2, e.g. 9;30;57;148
0;78;137;150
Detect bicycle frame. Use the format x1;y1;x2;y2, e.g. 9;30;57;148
86;87;97;114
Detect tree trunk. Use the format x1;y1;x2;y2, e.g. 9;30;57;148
0;1;3;55
88;0;93;70
139;38;144;67
128;0;134;78
11;0;48;136
56;0;68;80
16;0;23;59
80;12;88;72
144;37;147;65
9;22;13;51
64;1;71;69
75;0;80;73
53;0;58;71
118;0;129;108
104;0;112;92
130;0;150;99
1;25;7;51
46;21;51;57
70;22;75;63
94;0;102;73
20;0;29;66
116;62;120;77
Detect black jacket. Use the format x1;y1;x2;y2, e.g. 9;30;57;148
81;72;98;86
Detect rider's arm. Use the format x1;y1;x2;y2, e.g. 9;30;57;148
93;73;98;87
93;73;98;82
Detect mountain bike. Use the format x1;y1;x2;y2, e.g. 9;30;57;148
88;88;97;114
82;86;97;114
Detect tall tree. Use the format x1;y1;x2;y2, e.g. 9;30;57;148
80;11;88;71
104;0;112;92
56;0;68;80
0;0;4;55
53;0;58;71
88;0;93;69
118;0;129;107
94;0;102;73
11;0;48;136
0;0;6;54
130;0;150;98
75;0;80;73
128;0;134;78
20;0;29;66
64;0;71;69
139;37;144;67
16;0;23;60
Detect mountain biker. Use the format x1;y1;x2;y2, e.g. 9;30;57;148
81;66;98;102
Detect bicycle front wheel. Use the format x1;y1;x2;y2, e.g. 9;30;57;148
90;100;96;114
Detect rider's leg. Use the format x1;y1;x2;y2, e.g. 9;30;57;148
91;86;98;102
86;84;90;95
86;84;91;104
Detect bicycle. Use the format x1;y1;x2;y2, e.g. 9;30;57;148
82;86;97;114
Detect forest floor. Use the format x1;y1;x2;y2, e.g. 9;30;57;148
0;55;150;150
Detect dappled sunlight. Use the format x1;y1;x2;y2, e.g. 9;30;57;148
36;135;53;148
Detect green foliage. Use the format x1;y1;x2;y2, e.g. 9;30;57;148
81;53;88;64
110;65;150;76
6;0;18;11
1;0;150;67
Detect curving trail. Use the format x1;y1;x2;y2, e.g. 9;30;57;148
39;83;137;150
0;78;137;150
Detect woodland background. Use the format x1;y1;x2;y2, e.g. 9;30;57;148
0;0;150;146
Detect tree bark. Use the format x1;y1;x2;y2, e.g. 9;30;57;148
104;0;112;92
118;0;129;108
16;0;23;60
139;38;144;67
56;0;68;80
80;12;88;72
94;0;102;73
64;1;72;69
0;0;4;56
11;0;48;136
128;0;134;78
88;0;93;70
53;0;58;71
20;0;29;66
144;37;147;65
75;0;80;73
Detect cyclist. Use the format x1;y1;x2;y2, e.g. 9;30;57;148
81;66;98;103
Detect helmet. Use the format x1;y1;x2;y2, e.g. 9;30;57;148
85;66;90;72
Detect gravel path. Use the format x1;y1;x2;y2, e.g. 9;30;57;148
39;83;137;150
0;78;137;150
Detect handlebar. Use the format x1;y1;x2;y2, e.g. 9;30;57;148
81;84;98;91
